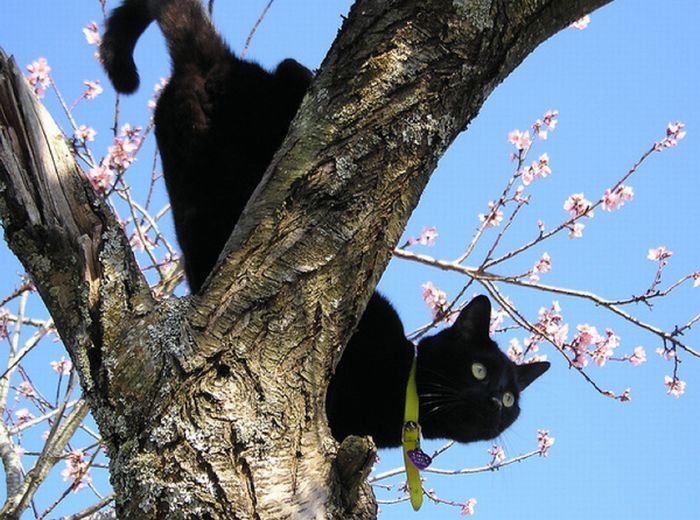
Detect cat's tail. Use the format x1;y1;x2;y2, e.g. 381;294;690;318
100;0;153;94
100;0;228;94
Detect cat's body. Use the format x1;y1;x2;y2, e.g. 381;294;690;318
102;0;312;290
101;0;549;448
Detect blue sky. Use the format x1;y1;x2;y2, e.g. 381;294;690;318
0;1;698;518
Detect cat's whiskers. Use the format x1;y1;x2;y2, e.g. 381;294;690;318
422;402;460;420
420;394;463;420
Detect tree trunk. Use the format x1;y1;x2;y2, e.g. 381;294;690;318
0;0;612;518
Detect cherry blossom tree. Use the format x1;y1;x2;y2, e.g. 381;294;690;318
0;0;696;518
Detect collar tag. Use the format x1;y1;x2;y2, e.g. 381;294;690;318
402;356;427;511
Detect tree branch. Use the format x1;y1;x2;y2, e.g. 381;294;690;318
0;48;162;407
194;0;613;346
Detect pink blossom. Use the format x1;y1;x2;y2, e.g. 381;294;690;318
521;153;552;186
421;282;449;322
460;498;477;516
656;121;687;150
542;110;558;130
591;328;619;367
74;125;96;142
50;357;72;375
602;184;634;211
148;77;170;111
61;449;93;492
529;252;551;282
532;111;559;140
26;58;51;98
82;22;101;45
537;220;545;233
488;444;506;465
570;323;601;368
647;246;673;262
130;232;151;252
563;193;594;218
507;338;523;363
83;79;103;100
536;302;568;348
656;347;676;361
16;381;35;399
106;139;135;171
106;124;142;171
120;123;142;140
15;408;33;425
530;253;551;281
536;153;552;177
575;323;600;346
664;376;686;398
693;273;700;288
485;306;505;336
570;352;587;369
619;388;632;402
478;201;504;228
508;129;532;151
513;185;527;203
537;429;555;456
619;185;634;201
629;346;646;366
87;164;114;193
524;336;540;354
568;222;585;239
570;15;591;30
14;446;26;457
408;226;438;247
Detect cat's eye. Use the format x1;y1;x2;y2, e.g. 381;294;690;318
502;392;515;408
471;363;487;381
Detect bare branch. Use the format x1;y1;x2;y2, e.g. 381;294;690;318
0;419;24;510
0;48;160;402
241;0;276;59
1;398;89;517
61;495;115;520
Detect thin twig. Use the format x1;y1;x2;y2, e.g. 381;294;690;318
394;247;699;358
241;0;275;59
61;494;115;520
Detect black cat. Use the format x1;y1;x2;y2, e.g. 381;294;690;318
100;0;549;448
327;293;550;447
101;0;312;291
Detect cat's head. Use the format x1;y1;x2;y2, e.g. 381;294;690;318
416;295;549;443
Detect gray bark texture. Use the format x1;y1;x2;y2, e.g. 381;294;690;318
0;0;612;518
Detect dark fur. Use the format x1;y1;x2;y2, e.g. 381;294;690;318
101;0;549;448
102;0;311;290
327;294;550;446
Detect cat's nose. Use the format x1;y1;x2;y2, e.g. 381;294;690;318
490;397;502;410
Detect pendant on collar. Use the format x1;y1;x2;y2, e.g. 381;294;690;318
402;355;432;511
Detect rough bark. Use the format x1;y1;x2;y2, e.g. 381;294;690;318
0;0;612;518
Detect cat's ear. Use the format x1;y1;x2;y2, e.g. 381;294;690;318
452;295;492;340
516;361;550;390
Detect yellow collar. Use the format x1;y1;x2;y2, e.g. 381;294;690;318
402;354;431;511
